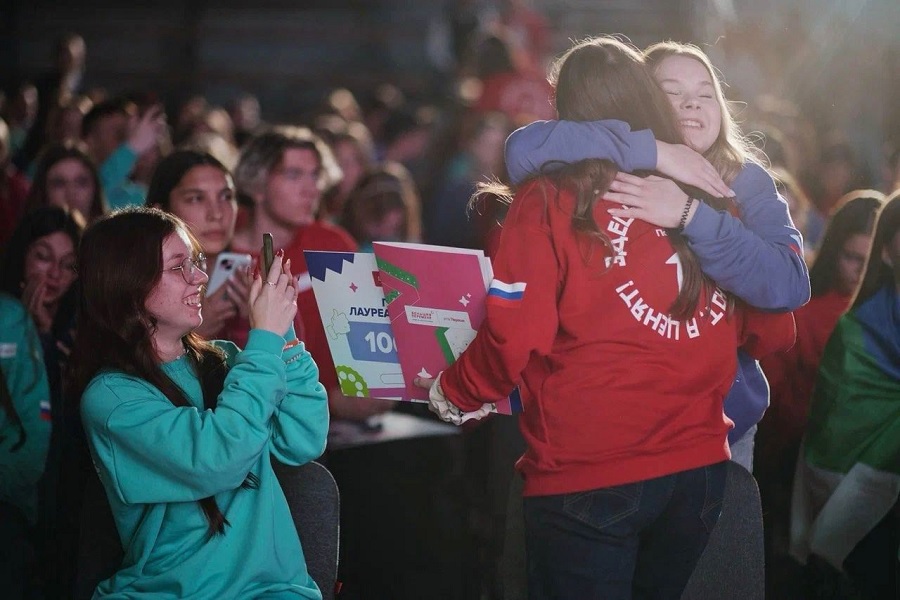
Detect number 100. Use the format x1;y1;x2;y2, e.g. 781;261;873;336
364;330;396;353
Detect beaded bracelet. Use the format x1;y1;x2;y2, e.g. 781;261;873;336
678;198;695;231
285;353;304;365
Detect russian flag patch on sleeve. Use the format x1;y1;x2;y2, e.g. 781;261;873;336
487;280;527;307
40;400;52;422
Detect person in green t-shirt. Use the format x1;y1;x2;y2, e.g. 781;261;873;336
791;192;900;596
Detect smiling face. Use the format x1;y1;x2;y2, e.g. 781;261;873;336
24;231;77;305
144;230;208;345
261;148;322;228
46;157;96;218
166;165;237;255
654;55;723;154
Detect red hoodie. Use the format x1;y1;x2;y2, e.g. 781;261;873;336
441;179;786;496
759;289;851;459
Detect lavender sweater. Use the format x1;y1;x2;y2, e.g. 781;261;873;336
505;119;810;443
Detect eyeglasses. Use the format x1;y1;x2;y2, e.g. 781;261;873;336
33;255;78;277
164;254;207;284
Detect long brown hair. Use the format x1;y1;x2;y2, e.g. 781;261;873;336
852;191;900;309
340;162;423;244
0;205;84;339
809;190;883;297
145;149;232;211
478;36;726;319
69;208;253;537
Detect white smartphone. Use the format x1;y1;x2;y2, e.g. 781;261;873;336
206;252;252;295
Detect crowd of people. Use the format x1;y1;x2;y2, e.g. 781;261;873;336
1;10;899;600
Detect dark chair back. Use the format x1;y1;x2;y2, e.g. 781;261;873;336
74;473;122;600
273;459;341;600
681;461;765;599
76;460;341;600
499;472;527;600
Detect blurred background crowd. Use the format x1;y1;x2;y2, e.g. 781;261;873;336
1;0;898;252
1;0;899;598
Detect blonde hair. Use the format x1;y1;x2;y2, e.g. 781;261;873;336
645;41;760;184
771;166;811;236
234;126;341;201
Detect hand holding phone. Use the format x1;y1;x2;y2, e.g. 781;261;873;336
249;233;297;334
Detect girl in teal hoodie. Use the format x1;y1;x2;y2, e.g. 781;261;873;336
71;207;329;599
0;293;52;598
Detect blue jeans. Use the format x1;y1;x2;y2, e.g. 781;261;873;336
729;424;757;472
523;462;727;600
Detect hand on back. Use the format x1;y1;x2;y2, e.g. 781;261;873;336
655;141;734;199
604;173;697;229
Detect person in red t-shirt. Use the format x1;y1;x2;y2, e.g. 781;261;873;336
757;190;883;563
230;126;391;422
471;34;555;126
417;37;794;599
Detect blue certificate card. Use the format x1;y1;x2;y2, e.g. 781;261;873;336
305;251;412;402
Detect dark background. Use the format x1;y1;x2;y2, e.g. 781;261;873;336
2;0;897;174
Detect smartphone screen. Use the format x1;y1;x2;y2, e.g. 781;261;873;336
206;252;252;295
262;233;274;276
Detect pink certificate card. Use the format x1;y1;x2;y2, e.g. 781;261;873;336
373;242;519;415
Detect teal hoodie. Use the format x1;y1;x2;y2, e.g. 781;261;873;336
0;294;52;523
81;328;329;599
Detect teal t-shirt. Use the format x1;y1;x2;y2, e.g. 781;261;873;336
81;329;329;599
0;294;51;523
98;145;140;211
